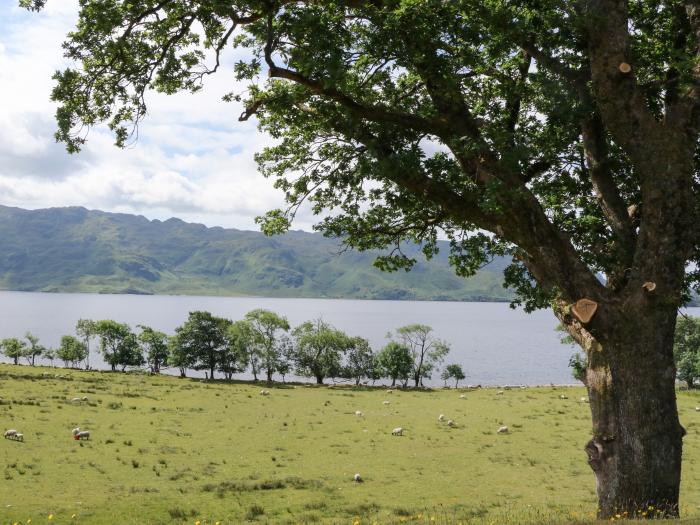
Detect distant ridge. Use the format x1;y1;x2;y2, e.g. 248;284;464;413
0;205;513;301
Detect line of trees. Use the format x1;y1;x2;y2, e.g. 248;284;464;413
0;311;465;387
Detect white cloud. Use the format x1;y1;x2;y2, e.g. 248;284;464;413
0;2;309;231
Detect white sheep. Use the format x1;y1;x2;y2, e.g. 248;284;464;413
72;427;81;436
497;426;509;434
696;406;700;412
386;389;393;394
559;394;568;400
81;396;88;402
382;400;391;405
391;427;403;436
354;411;364;417
580;397;589;403
459;394;466;399
14;433;23;442
75;430;90;440
4;429;17;439
497;390;504;395
353;473;363;483
71;397;82;403
259;390;270;396
438;414;445;422
447;420;457;428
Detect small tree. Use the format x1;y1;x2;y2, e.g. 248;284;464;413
219;320;250;380
167;335;191;378
343;337;375;386
245;309;290;382
42;347;56;367
94;320;142;371
292;319;351;384
441;364;466;388
1;338;26;365
175;311;231;380
138;325;169;374
674;316;700;388
76;319;97;369
393;325;450;387
375;342;413;387
24;332;45;366
57;335;88;368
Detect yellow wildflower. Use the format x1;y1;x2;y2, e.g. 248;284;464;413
48;515;54;521
71;515;77;519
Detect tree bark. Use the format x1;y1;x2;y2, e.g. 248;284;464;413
578;303;684;519
316;375;324;384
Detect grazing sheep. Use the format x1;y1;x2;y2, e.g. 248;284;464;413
580;397;589;403
75;430;90;440
81;396;88;402
383;400;391;405
13;433;23;442
354;411;364;417
497;390;504;395
391;427;403;436
71;397;82;403
696;407;700;412
447;420;457;428
459;394;466;399
353;473;363;483
497;426;509;434
559;394;568;400
386;389;393;394
4;429;17;438
438;414;445;422
259;390;270;396
72;427;81;436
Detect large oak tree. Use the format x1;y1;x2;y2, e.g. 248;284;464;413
24;0;700;518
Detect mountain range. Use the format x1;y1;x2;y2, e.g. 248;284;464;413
0;205;513;301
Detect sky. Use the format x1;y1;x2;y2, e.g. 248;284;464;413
0;1;307;231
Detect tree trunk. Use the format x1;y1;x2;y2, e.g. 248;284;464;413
391;377;396;387
583;305;684;519
266;368;273;382
316;375;324;384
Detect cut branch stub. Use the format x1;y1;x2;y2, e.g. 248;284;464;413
618;62;632;73
642;281;656;292
571;298;599;323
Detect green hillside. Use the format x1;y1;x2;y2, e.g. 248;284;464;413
0;205;513;301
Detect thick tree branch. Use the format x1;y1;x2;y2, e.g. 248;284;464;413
581;113;636;263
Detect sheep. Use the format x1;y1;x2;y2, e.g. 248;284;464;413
447;420;457;428
72;427;81;436
497;390;504;395
497;426;509;434
391;427;403;436
438;414;445;422
259;390;270;396
4;429;17;439
353;473;363;483
580;397;589;403
74;430;90;440
354;411;364;417
459;394;466;399
559;394;568;400
696;406;700;412
382;400;391;405
14;433;23;442
386;389;393;394
81;396;88;402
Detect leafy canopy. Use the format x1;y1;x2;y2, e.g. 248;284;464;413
24;0;700;312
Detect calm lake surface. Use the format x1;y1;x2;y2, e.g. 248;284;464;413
2;290;678;386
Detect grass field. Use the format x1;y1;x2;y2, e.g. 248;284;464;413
2;364;700;525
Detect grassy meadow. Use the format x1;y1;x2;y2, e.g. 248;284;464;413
2;364;700;524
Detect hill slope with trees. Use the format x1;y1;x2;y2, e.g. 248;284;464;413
0;205;511;301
